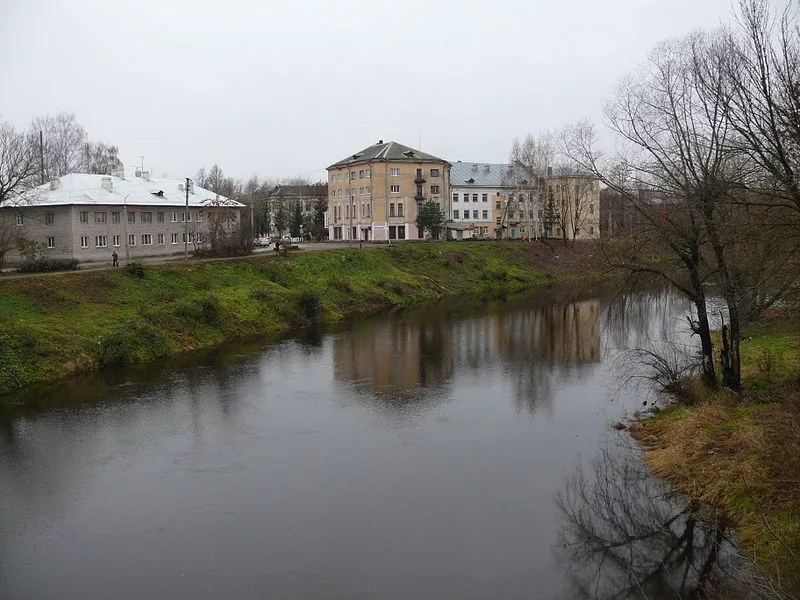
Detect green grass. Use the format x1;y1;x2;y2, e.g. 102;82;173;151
0;243;572;394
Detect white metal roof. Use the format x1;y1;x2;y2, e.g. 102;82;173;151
6;173;243;208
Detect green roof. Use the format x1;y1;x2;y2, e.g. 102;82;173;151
328;140;448;169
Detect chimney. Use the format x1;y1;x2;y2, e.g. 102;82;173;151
101;176;113;192
49;177;60;191
377;139;383;144
142;171;151;182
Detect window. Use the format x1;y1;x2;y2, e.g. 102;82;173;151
126;212;135;223
351;226;357;239
171;233;178;244
482;210;489;220
358;170;364;178
197;211;203;222
496;217;502;225
390;185;400;193
453;193;458;203
430;168;440;177
157;212;165;223
95;212;107;223
128;234;135;246
157;233;164;244
589;203;594;215
365;168;371;178
473;210;479;219
112;212;120;224
397;225;405;239
482;194;488;202
140;212;152;223
589;226;594;235
45;212;54;225
366;186;372;195
333;227;342;240
171;212;178;222
350;171;356;180
182;212;191;222
79;211;88;223
141;234;152;245
397;202;404;217
113;235;120;247
430;185;440;194
390;168;400;176
46;236;55;248
95;235;107;248
196;233;203;244
389;225;396;240
496;201;501;210
15;214;23;226
80;236;89;248
389;203;395;217
453;210;460;219
359;186;365;195
462;193;469;201
472;194;478;202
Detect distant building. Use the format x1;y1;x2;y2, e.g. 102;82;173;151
327;140;451;242
542;170;601;241
267;183;327;237
1;172;243;263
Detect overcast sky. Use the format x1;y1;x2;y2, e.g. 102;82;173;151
1;0;741;183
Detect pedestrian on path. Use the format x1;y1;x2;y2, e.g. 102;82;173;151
112;251;119;267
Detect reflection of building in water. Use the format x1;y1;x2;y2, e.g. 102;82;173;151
333;319;454;397
498;299;600;365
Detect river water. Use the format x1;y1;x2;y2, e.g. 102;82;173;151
0;289;750;599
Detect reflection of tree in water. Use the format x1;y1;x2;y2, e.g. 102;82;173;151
555;439;753;600
604;288;694;353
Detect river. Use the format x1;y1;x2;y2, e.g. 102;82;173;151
0;288;751;599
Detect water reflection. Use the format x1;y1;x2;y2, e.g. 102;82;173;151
333;295;601;417
555;437;751;599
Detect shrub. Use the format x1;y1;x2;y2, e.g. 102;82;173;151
16;259;79;273
330;275;354;294
173;295;220;326
98;320;169;367
125;261;145;278
296;290;323;323
249;286;271;301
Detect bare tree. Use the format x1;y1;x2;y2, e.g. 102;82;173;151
510;133;554;240
544;164;599;245
0;120;39;206
31;112;87;178
81;142;123;175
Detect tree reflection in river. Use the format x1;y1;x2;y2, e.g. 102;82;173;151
555;437;753;599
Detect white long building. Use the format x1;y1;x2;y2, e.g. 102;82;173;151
1;172;244;263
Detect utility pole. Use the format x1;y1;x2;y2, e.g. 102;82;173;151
185;178;190;260
39;131;45;184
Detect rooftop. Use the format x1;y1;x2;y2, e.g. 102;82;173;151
451;162;525;188
328;140;448;169
5;173;243;208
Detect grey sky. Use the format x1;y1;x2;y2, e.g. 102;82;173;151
1;0;739;183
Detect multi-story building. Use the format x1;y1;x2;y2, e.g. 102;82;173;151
267;183;327;236
542;170;601;240
327;140;451;242
1;172;243;263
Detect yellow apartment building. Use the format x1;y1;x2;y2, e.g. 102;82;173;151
327;140;451;242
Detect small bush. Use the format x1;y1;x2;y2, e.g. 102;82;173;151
296;290;323;323
125;262;145;278
173;295;220;326
330;275;354;294
249;286;271;301
16;259;79;273
98;320;169;367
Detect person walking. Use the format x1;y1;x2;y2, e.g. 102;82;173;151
112;251;119;267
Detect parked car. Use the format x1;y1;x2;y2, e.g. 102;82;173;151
253;238;271;247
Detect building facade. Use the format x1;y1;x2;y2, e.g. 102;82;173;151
267;183;327;237
1;172;243;263
327;140;451;242
543;172;601;241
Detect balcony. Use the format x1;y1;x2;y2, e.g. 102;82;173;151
414;192;425;202
414;174;426;184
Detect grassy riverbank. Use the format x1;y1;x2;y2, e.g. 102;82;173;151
633;309;800;594
0;241;604;394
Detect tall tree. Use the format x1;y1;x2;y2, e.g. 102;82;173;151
31;112;87;178
289;203;304;237
311;198;327;240
416;199;445;239
274;202;289;237
0;120;39;206
81;142;123;175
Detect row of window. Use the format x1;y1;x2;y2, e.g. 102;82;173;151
332;186;373;198
75;232;203;249
453;210;490;221
14;211;203;226
331;167;441;183
78;210;203;224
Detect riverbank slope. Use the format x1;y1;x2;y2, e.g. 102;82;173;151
0;241;605;394
633;309;800;595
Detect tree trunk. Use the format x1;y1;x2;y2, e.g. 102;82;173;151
694;289;717;389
